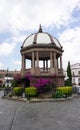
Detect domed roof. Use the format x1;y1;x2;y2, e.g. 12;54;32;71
22;25;62;49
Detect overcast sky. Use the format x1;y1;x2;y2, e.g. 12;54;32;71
0;0;80;71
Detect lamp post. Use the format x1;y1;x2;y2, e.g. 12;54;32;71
6;68;9;87
4;68;9;96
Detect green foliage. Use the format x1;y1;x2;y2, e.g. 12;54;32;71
67;61;72;79
67;61;72;86
53;86;72;98
13;87;24;96
12;77;30;88
2;84;5;88
12;79;19;88
65;79;72;86
53;91;64;98
5;85;10;88
56;86;72;94
25;87;37;97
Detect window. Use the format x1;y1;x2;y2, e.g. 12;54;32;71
73;78;75;82
0;74;2;78
72;71;74;76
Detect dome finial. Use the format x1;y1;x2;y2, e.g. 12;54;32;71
38;24;42;32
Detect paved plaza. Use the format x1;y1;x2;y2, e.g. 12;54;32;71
0;91;80;130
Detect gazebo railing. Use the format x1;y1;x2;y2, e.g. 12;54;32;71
58;69;64;76
23;68;64;76
40;68;50;72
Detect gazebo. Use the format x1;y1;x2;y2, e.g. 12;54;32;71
20;25;64;86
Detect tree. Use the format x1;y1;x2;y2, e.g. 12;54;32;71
65;61;72;86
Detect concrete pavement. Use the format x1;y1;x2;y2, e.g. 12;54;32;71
0;91;80;130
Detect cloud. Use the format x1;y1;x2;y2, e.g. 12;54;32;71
0;0;80;70
59;27;80;42
59;26;80;69
0;62;3;69
0;42;16;57
12;60;21;70
0;0;79;34
13;60;21;66
12;34;26;44
12;60;31;70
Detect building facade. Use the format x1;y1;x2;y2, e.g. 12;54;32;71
0;70;20;87
71;63;80;86
64;63;80;86
20;26;64;86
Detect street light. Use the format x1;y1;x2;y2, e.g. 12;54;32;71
6;68;9;87
4;68;9;96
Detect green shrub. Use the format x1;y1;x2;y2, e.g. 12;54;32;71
25;87;37;97
56;86;72;94
12;79;19;88
53;91;64;98
56;86;72;96
13;87;23;96
53;86;72;98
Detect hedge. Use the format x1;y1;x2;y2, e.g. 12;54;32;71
13;87;24;96
25;87;37;97
54;86;72;98
56;86;72;94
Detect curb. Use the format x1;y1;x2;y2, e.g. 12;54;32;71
1;96;73;103
29;97;73;103
1;96;28;103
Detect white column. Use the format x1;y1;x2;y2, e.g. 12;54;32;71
60;55;62;69
36;51;39;67
32;51;35;68
50;51;53;68
43;60;45;71
57;58;58;68
46;60;48;71
22;54;25;69
21;54;26;76
54;52;56;68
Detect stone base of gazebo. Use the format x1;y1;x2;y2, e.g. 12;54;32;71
21;68;65;87
29;75;65;87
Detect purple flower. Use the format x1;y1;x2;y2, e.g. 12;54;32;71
34;78;51;94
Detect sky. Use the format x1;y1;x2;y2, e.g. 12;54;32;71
0;0;80;71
